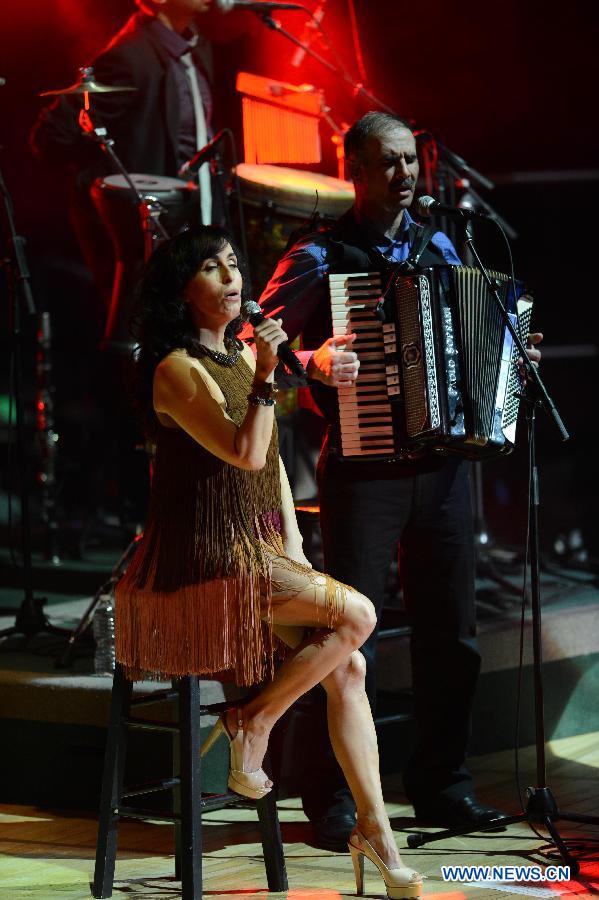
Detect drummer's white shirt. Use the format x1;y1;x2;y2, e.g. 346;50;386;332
180;51;212;225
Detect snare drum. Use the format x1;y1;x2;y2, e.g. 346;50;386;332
236;164;354;294
90;174;200;346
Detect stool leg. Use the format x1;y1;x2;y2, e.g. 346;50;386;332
93;664;132;899
178;675;203;899
256;754;288;892
171;680;182;880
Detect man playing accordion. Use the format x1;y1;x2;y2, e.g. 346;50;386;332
260;110;542;851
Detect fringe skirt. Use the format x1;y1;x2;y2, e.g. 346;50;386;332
114;542;346;686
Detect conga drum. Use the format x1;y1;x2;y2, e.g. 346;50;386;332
90;174;200;348
236;164;354;295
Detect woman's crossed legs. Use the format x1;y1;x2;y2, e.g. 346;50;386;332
229;556;402;868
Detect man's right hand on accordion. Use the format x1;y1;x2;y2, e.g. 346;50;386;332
519;331;544;381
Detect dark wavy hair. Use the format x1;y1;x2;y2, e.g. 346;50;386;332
132;225;250;438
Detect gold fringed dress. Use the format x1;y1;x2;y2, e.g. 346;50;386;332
115;352;344;685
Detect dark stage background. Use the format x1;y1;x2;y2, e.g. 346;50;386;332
1;0;598;557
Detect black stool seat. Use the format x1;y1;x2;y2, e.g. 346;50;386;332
93;663;288;899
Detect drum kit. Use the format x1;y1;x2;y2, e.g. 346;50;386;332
12;63;354;657
40;66;355;342
90;173;200;346
26;65;352;560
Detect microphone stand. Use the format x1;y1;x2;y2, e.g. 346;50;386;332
178;128;251;271
256;11;399;112
252;11;506;215
0;160;70;640
458;194;520;595
406;225;599;876
57;534;141;668
212;151;235;237
253;6;519;246
78;107;170;255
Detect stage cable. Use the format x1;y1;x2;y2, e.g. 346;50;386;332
495;218;546;841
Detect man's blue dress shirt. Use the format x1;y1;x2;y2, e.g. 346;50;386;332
260;207;461;348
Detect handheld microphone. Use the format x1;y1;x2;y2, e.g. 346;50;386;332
416;195;491;221
178;129;227;177
216;0;306;12
243;301;306;378
291;2;327;67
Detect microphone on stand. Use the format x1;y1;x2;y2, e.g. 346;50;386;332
216;0;306;12
178;129;228;177
415;194;492;221
291;1;327;67
243;301;307;378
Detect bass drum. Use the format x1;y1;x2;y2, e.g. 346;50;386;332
90;174;200;348
236;164;354;296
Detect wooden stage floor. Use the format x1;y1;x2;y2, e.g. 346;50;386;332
1;733;598;900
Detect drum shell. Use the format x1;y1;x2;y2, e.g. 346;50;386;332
90;174;200;263
235;164;354;295
90;174;200;346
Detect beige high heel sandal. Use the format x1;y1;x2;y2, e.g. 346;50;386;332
348;829;423;899
200;708;272;801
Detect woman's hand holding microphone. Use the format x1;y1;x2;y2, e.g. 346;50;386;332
253;318;288;382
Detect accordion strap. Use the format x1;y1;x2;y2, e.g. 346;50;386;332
401;224;437;272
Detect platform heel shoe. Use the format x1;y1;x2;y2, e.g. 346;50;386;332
348;830;423;899
200;708;272;800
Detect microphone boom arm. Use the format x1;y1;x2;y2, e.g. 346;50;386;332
253;10;505;216
255;12;397;113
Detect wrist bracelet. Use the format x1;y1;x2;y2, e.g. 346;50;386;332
251;379;278;398
248;393;276;407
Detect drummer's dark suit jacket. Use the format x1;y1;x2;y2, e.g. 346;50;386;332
30;12;214;302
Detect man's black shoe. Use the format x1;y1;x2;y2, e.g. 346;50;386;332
311;813;356;852
413;795;509;832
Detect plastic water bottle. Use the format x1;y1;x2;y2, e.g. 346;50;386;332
93;592;116;675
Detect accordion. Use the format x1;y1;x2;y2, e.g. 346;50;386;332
328;266;533;461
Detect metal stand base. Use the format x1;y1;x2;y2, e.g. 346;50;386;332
406;232;593;880
0;595;71;640
407;785;599;877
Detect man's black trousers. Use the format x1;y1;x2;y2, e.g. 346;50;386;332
298;452;482;822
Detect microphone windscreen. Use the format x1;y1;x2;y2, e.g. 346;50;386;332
415;195;436;217
242;300;262;319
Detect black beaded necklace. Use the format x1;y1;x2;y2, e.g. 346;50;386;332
197;337;241;367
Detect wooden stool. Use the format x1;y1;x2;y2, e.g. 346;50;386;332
93;663;288;899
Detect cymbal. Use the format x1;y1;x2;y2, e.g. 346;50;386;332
39;66;137;97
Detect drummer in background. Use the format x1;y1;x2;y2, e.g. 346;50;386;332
30;0;216;306
30;0;219;528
